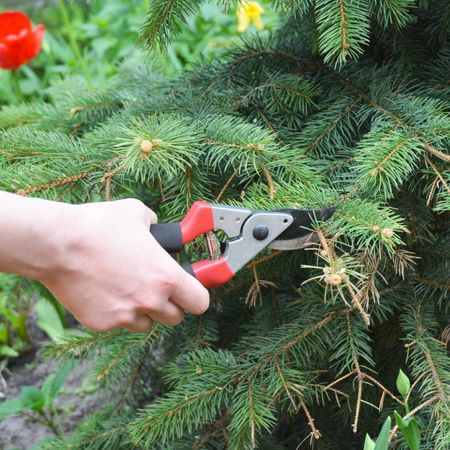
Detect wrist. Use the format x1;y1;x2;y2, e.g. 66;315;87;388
31;201;79;282
0;191;78;281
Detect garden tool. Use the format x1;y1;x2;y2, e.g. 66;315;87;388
150;201;335;288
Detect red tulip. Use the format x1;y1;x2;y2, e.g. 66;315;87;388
0;11;45;70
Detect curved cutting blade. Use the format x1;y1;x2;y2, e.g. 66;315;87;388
269;206;336;250
268;232;318;250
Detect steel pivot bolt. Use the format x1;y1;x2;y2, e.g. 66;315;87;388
253;225;269;240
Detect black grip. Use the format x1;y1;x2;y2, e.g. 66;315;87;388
181;262;196;278
150;223;183;253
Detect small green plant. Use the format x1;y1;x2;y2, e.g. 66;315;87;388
394;370;421;450
0;275;69;361
0;362;76;436
364;417;391;450
0;275;31;358
364;370;421;450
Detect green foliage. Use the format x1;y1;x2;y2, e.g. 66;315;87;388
0;363;75;435
373;417;391;450
1;0;450;448
394;411;420;450
315;0;370;67
0;275;32;360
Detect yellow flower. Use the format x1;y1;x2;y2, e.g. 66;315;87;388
236;1;265;33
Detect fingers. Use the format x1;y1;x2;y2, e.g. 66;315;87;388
145;206;158;225
123;313;153;333
114;198;158;225
145;300;185;327
170;269;210;316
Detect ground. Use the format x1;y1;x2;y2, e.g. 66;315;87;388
0;349;103;450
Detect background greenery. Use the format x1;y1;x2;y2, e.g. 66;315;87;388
0;0;277;104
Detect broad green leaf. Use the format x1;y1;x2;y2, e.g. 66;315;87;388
374;417;391;450
0;344;19;357
396;369;411;399
394;411;420;450
364;434;376;450
0;397;22;419
394;410;412;429
15;310;29;342
19;386;46;412
42;362;77;404
0;323;8;343
35;299;65;341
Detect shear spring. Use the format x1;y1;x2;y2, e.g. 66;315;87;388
205;231;221;260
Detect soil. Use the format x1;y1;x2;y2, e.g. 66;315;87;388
0;349;103;450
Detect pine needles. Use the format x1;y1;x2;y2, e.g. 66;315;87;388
2;1;450;448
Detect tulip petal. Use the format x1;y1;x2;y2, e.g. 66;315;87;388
0;42;16;70
0;11;32;42
32;24;45;56
3;29;34;69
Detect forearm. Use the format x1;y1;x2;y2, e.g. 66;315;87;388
0;190;72;280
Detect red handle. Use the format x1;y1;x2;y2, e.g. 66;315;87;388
180;201;215;244
190;258;234;288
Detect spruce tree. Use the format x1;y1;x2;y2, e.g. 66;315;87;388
0;0;449;448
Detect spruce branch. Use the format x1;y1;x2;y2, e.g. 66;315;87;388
15;171;91;196
315;0;370;66
139;0;199;49
298;397;321;441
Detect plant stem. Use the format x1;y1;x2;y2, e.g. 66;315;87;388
58;0;93;86
10;70;24;102
38;410;62;436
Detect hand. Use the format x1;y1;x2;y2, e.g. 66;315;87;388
40;198;210;332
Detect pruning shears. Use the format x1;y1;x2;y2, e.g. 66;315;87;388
150;201;335;288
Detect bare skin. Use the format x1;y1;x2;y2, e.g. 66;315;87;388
0;191;210;332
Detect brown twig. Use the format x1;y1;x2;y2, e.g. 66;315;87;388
352;373;363;433
216;172;236;202
101;165;123;201
299;397;322;440
370;139;407;177
16;171;91;196
362;373;403;405
249;250;283;268
248;380;256;448
261;164;275;200
275;361;298;410
345;280;371;326
423;144;450;162
324;370;356;391
424;350;447;399
316;229;331;255
426;156;450;194
339;0;349;51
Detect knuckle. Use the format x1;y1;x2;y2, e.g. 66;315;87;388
156;270;178;293
123;198;144;209
136;296;163;313
124;198;157;223
116;313;133;328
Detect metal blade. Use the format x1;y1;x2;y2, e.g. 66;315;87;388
273;206;336;241
268;232;318;250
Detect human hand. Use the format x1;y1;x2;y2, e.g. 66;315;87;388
39;198;210;332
